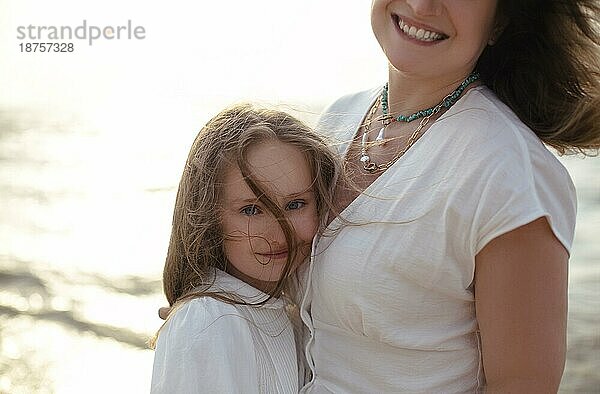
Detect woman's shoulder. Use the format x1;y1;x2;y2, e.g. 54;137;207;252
447;86;534;145
442;87;577;252
322;86;381;114
316;86;381;136
448;87;570;174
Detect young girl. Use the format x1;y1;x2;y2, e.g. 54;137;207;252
150;104;337;393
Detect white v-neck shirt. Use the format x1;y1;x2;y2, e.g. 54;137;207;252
299;86;576;393
151;269;298;394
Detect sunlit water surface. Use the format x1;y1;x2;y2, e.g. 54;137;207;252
0;108;598;393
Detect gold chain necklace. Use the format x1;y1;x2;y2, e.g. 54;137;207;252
360;74;480;173
359;95;447;174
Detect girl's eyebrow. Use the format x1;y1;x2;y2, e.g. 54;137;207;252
229;190;314;204
230;197;261;204
284;189;314;198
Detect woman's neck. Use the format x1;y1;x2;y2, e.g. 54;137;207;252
386;67;478;116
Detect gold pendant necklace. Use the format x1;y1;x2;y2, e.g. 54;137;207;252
359;104;439;173
359;74;479;173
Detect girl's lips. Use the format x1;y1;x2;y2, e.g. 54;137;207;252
257;250;288;260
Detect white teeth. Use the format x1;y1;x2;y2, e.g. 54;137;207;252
397;18;444;42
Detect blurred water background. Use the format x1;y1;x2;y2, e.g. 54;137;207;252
1;1;598;393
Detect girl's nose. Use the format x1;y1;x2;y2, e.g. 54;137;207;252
263;217;287;249
406;0;443;17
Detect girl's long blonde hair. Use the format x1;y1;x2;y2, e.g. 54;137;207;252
162;103;338;309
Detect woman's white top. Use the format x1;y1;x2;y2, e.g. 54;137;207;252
151;269;298;394
299;86;577;393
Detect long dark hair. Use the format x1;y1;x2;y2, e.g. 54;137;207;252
477;0;600;154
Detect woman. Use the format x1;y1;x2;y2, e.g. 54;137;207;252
299;0;599;392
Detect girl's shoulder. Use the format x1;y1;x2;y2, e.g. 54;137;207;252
151;296;260;393
164;270;286;335
165;296;244;336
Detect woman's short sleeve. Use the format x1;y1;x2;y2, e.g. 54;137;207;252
467;136;577;256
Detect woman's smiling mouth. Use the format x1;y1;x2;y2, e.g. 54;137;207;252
393;15;448;43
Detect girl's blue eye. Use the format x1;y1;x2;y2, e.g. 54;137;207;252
286;200;305;211
240;205;260;216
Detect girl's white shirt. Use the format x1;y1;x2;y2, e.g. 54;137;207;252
151;269;298;394
299;85;577;393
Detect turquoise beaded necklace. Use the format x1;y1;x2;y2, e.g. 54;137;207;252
376;72;480;141
360;72;481;173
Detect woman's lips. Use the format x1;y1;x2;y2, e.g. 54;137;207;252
392;14;448;44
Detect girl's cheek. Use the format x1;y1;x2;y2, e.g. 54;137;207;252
291;212;320;241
